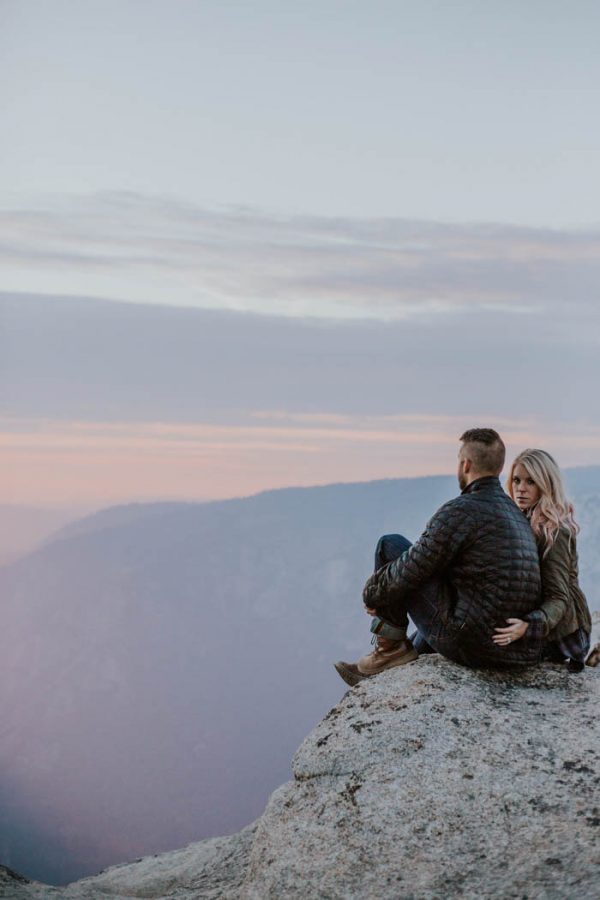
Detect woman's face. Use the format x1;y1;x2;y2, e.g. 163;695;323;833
511;463;541;511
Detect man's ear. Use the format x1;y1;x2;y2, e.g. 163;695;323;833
463;457;473;473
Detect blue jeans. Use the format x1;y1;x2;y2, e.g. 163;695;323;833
374;534;436;654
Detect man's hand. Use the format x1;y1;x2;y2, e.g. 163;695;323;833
492;618;529;647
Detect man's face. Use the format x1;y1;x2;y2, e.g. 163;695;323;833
457;446;469;490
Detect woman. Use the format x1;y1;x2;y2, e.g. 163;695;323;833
493;449;592;671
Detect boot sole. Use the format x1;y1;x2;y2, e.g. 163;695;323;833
334;661;369;687
357;647;419;677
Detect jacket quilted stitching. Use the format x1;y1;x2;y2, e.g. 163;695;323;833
364;476;543;668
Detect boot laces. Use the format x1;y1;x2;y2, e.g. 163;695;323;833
370;634;399;653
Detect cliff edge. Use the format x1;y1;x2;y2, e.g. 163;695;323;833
2;656;599;899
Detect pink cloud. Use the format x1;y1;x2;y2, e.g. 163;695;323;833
4;415;600;508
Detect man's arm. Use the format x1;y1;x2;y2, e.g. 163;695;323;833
363;500;474;620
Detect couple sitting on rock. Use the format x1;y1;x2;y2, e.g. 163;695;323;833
335;428;597;687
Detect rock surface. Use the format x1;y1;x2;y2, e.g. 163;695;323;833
2;656;599;899
0;827;256;900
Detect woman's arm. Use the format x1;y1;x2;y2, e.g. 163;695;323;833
529;529;572;637
493;528;572;645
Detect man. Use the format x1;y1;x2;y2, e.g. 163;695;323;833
335;429;542;686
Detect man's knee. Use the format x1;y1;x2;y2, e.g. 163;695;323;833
375;533;411;569
375;533;399;558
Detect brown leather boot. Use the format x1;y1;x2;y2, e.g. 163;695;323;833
334;636;418;685
333;661;368;687
356;635;418;676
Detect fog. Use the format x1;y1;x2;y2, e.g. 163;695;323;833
1;471;598;884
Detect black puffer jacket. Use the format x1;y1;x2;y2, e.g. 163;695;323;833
364;476;542;668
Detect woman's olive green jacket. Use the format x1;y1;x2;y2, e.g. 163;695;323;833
534;526;592;641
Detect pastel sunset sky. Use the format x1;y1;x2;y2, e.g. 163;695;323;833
2;1;600;509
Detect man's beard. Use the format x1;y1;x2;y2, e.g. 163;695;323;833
458;467;468;491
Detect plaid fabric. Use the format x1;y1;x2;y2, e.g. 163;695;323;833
525;609;546;644
556;627;591;664
526;610;591;665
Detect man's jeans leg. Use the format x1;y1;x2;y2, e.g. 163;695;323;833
374;533;436;654
374;533;412;572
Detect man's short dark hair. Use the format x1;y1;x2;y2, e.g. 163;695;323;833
459;428;506;475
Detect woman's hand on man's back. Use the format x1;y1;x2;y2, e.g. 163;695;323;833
492;617;529;646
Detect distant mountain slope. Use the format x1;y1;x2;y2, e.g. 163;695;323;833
0;505;87;567
1;471;598;886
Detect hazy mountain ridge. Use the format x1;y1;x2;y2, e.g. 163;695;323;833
1;471;599;886
0;506;89;568
40;501;202;548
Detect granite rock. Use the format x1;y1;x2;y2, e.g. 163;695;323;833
242;656;600;899
3;656;599;899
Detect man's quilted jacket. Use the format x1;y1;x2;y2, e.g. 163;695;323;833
364;476;543;668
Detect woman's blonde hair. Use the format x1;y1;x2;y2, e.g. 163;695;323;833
506;449;579;554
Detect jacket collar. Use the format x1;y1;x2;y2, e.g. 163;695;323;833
461;475;502;495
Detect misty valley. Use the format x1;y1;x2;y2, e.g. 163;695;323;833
1;471;599;885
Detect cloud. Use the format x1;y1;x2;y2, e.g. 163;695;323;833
1;291;599;430
5;413;600;507
1;193;600;319
2;190;599;506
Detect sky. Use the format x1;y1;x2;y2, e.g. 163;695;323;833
1;1;600;509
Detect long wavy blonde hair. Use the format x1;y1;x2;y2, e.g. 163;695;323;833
506;449;579;554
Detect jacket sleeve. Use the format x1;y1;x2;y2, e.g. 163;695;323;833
363;500;474;619
525;529;571;637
